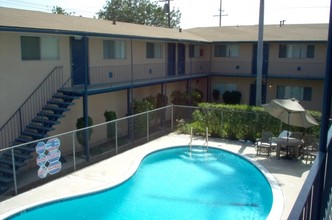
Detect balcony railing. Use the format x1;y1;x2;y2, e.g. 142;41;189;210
268;61;325;79
89;61;211;88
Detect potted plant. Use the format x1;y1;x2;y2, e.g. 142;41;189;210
76;116;93;146
104;110;117;139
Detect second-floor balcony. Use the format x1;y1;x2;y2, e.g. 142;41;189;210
72;60;325;94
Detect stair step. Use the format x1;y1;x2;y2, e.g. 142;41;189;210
21;130;44;139
32;117;59;126
0;157;26;167
15;145;35;153
27;124;54;132
0;166;18;175
58;89;81;97
4;151;33;160
47;99;74;107
0;184;9;193
15;136;34;144
37;112;64;120
0;175;13;184
53;93;79;101
42;105;69;113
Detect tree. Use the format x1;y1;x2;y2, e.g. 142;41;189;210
52;6;75;16
97;0;181;28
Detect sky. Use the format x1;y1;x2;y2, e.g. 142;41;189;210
0;0;330;29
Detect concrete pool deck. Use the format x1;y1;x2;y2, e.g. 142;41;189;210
0;133;310;219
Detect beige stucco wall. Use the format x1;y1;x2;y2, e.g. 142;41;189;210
0;32;71;126
211;43;253;75
268;43;326;78
266;79;323;111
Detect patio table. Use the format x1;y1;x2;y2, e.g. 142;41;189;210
271;137;304;159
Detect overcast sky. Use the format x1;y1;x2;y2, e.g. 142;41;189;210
0;0;330;28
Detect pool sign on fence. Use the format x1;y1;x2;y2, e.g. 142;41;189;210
35;138;62;179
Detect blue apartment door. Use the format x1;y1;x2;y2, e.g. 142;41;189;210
177;43;185;75
167;43;176;76
70;37;89;85
252;43;269;75
249;83;267;105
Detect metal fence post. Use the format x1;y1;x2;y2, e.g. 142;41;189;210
11;148;18;195
115;121;118;154
171;105;174;130
147;111;150;142
72;132;76;171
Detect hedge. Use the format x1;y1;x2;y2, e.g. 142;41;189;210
188;103;321;142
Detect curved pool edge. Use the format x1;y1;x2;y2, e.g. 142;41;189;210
1;143;284;220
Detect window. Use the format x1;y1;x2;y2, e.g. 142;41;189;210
279;44;315;59
214;44;239;57
276;86;312;101
189;45;201;57
103;40;126;59
146;42;163;59
21;36;59;60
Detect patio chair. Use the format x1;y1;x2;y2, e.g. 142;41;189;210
290;131;303;140
289;131;304;157
255;131;274;157
301;134;319;164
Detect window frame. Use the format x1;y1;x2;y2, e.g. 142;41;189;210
146;42;163;59
21;36;59;61
189;45;201;58
103;39;127;59
214;44;239;58
276;85;312;101
278;44;315;59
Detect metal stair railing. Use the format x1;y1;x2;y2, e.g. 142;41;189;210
0;66;68;150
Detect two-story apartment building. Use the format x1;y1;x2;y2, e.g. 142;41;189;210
0;7;327;171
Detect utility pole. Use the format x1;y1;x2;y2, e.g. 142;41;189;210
256;0;264;106
160;0;173;28
213;0;228;26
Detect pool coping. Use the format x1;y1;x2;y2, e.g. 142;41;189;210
0;133;305;219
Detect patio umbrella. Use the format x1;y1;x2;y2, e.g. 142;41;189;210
262;98;319;129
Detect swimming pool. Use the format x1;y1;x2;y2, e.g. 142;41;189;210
8;146;278;219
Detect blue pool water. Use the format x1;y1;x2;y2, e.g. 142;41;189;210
9;146;273;220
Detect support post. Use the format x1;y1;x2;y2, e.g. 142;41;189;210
256;0;264;106
83;35;90;161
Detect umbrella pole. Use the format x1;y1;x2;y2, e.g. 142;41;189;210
287;111;290;141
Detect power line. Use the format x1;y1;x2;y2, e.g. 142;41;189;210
0;0;99;17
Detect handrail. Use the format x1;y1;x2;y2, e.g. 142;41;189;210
0;66;67;149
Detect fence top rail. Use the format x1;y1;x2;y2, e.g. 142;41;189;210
0;105;174;153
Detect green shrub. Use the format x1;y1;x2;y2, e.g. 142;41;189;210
222;91;242;104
